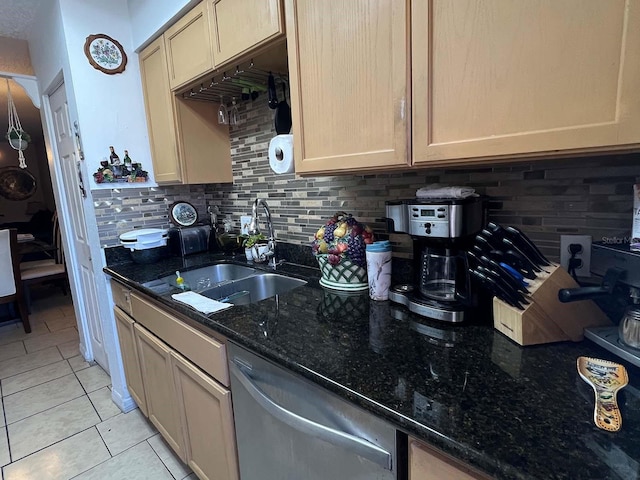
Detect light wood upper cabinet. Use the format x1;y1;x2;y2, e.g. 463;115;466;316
134;324;186;461
285;0;409;174
412;0;640;165
113;307;148;416
173;96;233;184
165;1;214;90
409;438;490;480
138;37;181;184
139;31;232;185
172;351;239;480
209;0;284;67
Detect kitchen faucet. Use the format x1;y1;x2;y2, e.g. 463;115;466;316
248;198;277;267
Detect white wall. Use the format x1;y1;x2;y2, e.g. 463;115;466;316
59;0;156;189
127;0;196;51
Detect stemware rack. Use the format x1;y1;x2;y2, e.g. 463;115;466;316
180;59;288;104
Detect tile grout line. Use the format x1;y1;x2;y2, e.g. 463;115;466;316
147;435;185;480
1;359;73;397
3;390;88;431
0;335;80;382
77;423;161;478
3;425;101;475
1;389;11;467
0;288;75;477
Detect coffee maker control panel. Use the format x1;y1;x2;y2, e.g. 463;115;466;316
408;205;454;237
386;198;484;239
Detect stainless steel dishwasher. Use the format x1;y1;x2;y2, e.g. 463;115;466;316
228;342;397;480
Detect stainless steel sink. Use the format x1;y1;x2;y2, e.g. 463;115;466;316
159;264;257;290
199;273;307;305
142;262;306;305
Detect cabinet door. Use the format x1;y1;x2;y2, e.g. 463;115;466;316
412;0;640;165
409;439;488;480
139;37;182;184
134;324;186;460
285;0;409;173
209;0;284;67
165;1;214;90
174;96;232;184
113;307;147;416
171;351;239;480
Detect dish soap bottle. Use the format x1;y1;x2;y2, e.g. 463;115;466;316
175;271;189;291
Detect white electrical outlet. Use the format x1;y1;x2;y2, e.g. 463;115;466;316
240;215;252;235
560;235;592;277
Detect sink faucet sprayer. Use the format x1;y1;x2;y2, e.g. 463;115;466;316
248;198;277;267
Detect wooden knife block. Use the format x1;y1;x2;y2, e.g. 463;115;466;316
492;264;611;346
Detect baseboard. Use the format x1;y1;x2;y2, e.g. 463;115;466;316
111;387;138;413
78;342;92;362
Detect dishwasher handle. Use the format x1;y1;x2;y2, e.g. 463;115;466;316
230;359;393;471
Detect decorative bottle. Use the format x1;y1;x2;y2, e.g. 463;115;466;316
109;146;120;165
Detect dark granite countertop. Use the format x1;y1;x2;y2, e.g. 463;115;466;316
105;252;640;480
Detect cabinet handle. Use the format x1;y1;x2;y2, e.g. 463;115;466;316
230;360;393;471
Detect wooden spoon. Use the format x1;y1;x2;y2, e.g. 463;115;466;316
577;356;628;432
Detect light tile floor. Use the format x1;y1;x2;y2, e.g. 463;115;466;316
0;286;194;480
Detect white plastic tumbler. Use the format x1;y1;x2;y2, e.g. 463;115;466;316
365;241;392;301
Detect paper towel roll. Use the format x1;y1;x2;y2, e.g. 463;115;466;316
269;134;294;174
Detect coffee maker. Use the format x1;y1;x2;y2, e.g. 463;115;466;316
385;197;485;322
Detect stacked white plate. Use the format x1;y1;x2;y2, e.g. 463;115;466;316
119;228;168;251
119;228;168;264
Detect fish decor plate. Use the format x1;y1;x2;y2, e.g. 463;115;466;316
577;356;628;432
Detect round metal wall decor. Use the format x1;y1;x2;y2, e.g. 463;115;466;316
168;201;198;227
84;34;127;75
0;167;37;201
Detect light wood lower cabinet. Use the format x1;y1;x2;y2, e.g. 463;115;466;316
113;307;147;416
134;323;186;461
111;283;238;480
172;351;239;480
409;438;490;480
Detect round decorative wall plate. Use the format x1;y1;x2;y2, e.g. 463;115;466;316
84;34;127;75
169;201;198;227
0;167;37;201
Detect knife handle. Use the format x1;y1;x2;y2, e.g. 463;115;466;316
504;225;551;266
558;286;610;303
499;262;529;286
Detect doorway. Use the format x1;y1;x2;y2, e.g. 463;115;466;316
43;81;108;369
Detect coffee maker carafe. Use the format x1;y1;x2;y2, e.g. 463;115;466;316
386;197;485;322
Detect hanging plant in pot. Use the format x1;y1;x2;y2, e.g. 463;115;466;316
6;127;30;151
5;78;30;168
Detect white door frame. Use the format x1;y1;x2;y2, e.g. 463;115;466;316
40;73;135;412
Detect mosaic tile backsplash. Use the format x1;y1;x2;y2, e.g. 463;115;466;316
93;97;640;261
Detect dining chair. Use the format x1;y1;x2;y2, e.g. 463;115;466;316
21;212;68;309
0;229;31;333
20;211;61;272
